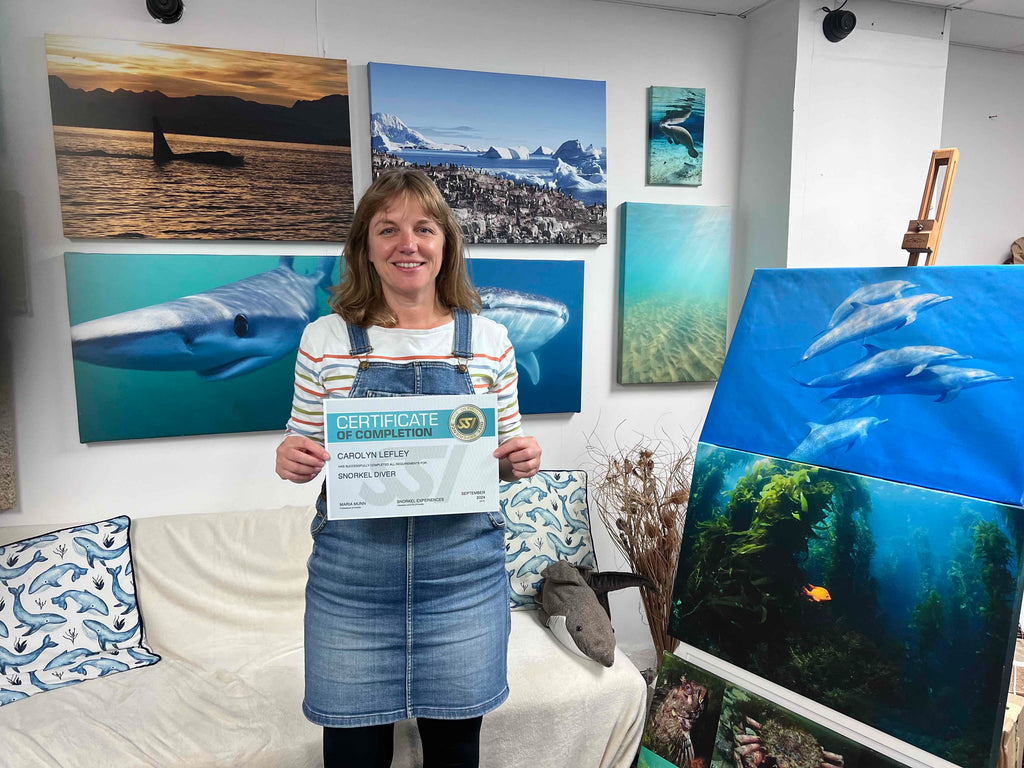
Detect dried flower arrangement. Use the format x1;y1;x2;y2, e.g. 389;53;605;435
586;428;696;661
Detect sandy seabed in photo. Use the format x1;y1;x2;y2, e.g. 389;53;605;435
620;297;726;383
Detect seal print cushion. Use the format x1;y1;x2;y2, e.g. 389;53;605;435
500;470;596;610
0;515;159;706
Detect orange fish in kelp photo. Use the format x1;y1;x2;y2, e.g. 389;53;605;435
802;584;832;602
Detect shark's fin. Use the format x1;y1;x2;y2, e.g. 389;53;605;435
277;256;295;270
585;572;658;597
807;422;825;431
862;343;885;356
937;388;960;403
906;364;927;377
315;256;337;291
198;355;276;381
519;352;540;385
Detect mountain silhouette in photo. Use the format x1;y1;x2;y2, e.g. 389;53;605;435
48;76;350;147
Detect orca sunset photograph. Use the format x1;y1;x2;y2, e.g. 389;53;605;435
45;35;352;241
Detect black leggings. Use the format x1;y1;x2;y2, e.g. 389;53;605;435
323;716;483;768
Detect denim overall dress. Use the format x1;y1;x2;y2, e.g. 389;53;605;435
302;309;511;727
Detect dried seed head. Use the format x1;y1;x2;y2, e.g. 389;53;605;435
615;518;627;531
644;521;658;538
667;489;689;505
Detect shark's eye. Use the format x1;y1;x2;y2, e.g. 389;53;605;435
233;314;249;338
576;625;582;632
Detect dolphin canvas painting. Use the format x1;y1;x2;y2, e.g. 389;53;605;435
669;442;1024;768
702;266;1024;506
65;252;336;442
467;258;583;414
647;87;706;186
618;203;730;384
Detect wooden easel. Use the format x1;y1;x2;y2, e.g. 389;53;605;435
902;148;959;266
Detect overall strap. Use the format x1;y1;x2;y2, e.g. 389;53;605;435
346;322;372;356
451;308;473;361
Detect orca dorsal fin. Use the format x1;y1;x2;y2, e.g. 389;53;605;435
152;116;174;164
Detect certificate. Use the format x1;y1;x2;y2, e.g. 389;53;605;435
323;393;499;520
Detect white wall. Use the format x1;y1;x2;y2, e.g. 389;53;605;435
940;44;1024;265
787;0;949;269
0;0;747;661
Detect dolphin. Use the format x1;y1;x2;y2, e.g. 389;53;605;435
0;551;47;582
801;294;952;361
824;395;881;423
546;532;585;560
152;116;243;168
826;365;1012;403
789;417;888;462
799;344;969;388
29;670;84;691
71;256;336;381
29;562;87;593
73;537;128;568
83;619;141;650
43;648;95;670
478;287;569;385
70;657;131;676
107;565;137;615
827;280;918;329
0;634;58;674
51;589;110;616
8;586;66;636
503;518;537;537
126;647;161;665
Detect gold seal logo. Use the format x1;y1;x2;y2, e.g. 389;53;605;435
449;404;486;442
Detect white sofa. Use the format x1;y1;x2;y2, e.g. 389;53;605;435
0;499;647;767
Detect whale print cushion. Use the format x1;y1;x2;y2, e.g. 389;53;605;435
500;470;596;610
0;515;160;706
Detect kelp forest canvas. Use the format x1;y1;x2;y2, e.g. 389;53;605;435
670;442;1024;768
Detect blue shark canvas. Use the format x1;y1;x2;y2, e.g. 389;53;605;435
670;442;1024;768
369;62;607;244
618;203;730;384
702;266;1024;506
647;87;705;186
468;258;583;414
65;252;336;442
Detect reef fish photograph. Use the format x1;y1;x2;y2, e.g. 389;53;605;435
64;252;336;442
647;86;706;186
467;258;583;414
639;651;725;768
701;266;1024;507
45;35;352;240
618;203;730;384
670;442;1024;768
368;62;606;245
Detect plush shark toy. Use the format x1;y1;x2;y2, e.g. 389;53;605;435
537;560;655;668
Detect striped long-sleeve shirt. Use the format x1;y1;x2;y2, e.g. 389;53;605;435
285;313;523;444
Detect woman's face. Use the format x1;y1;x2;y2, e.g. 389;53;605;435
367;192;445;308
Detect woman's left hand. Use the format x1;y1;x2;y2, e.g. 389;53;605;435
494;435;542;481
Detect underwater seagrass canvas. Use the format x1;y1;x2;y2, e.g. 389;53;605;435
65;252;336;442
670;442;1024;768
369;62;606;244
647;86;705;186
46;35;352;240
639;651;725;768
467;258;583;414
701;266;1024;507
618;203;730;384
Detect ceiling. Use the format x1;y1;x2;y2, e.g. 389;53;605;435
596;0;1024;53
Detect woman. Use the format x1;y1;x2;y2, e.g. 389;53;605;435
275;168;541;768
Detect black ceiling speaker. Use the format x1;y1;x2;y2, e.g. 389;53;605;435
822;3;856;43
147;0;184;23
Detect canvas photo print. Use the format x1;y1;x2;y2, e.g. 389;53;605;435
712;682;908;768
639;651;725;768
65;252;336;442
618;203;730;384
467;258;583;414
647;86;705;186
702;266;1024;507
46;35;352;240
369;62;606;244
670;442;1024;768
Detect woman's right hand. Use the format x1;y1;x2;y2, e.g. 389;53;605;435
276;435;330;483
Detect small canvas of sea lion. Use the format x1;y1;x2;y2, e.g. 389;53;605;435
644;675;709;767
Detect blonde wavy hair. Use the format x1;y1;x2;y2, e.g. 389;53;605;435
330;168;480;327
